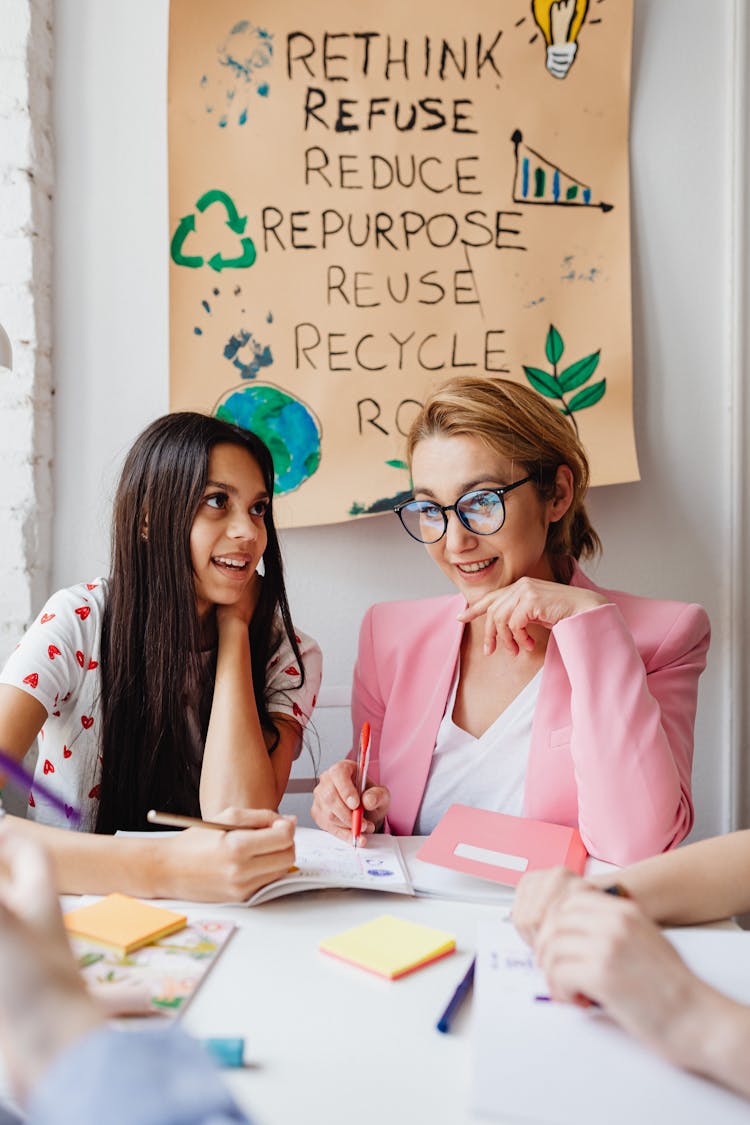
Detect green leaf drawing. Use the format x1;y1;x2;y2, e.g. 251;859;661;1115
523;366;562;399
386;459;409;470
545;325;564;366
523;326;606;435
558;351;600;393
567;379;607;412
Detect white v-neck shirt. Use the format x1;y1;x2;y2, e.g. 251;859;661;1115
413;659;542;835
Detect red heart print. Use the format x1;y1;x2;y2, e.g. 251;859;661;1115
312;694;317;708
23;673;39;689
86;583;98;590
52;710;61;717
43;759;54;775
89;784;101;800
48;645;61;661
63;745;71;758
81;714;94;729
88;659;98;670
61;692;72;703
294;634;301;643
292;702;303;718
75;606;90;620
28;792;35;807
75;650;85;667
283;666;300;677
41;612;55;624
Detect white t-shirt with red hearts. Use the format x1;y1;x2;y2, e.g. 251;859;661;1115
0;579;322;832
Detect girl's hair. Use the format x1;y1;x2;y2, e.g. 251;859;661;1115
95;412;303;833
406;376;601;570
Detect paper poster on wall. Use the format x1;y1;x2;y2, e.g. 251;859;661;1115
169;0;637;529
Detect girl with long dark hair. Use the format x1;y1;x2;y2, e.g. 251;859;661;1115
0;413;321;899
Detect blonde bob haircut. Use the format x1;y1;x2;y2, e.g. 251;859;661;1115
406;376;601;572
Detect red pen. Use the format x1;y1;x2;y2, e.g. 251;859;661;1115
351;721;371;847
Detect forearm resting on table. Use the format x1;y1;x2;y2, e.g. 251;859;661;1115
694;991;750;1099
6;815;167;897
591;830;750;925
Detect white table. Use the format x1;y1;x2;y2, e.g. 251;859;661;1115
176;840;615;1125
181;888;501;1125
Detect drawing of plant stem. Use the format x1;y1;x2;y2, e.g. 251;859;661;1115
522;325;605;435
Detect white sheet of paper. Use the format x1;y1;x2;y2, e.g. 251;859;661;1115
472;921;750;1124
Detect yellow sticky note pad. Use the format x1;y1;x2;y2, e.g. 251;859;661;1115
320;915;456;980
64;894;187;955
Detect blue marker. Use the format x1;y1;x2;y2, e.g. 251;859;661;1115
436;958;476;1033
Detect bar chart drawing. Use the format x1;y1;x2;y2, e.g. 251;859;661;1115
511;130;613;212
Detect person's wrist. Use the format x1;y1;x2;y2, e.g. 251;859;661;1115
677;985;750;1083
653;972;721;1071
143;836;177;898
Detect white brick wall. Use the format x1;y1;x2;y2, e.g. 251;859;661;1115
0;0;55;664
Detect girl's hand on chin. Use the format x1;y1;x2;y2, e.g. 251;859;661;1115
457;576;609;656
216;571;262;630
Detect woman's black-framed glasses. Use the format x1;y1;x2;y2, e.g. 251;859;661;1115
394;477;534;544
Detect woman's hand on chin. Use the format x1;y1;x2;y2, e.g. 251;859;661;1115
457;576;609;656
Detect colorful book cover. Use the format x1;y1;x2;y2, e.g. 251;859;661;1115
70;917;235;1016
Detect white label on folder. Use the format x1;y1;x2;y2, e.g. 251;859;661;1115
453;843;529;872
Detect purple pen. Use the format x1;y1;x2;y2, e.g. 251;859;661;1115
0;747;81;825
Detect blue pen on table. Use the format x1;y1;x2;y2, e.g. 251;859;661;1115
436;957;476;1033
0;746;81;825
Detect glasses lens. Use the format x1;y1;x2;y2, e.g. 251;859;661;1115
457;489;505;535
398;501;445;543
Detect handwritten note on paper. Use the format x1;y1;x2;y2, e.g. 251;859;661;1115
246;827;413;903
472;921;750;1124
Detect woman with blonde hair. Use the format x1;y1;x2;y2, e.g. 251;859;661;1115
312;376;709;865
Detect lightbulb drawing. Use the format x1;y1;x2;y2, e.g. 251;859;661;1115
532;0;589;80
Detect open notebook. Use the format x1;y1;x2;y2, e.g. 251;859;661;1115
246;826;413;903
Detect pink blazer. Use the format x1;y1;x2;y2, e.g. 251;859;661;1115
350;566;710;864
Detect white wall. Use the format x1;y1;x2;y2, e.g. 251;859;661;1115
52;0;748;840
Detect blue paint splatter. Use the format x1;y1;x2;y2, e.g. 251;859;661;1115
522;157;529;198
203;22;273;127
213;288;220;296
266;311;273;323
202;300;211;314
553;170;560;202
583;188;591;205
194;327;203;335
223;329;274;380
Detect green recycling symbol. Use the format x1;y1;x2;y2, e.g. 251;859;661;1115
170;189;257;272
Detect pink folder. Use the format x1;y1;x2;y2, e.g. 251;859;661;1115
415;804;588;887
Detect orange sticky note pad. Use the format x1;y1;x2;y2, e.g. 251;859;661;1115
320;915;456;980
64;894;187;954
